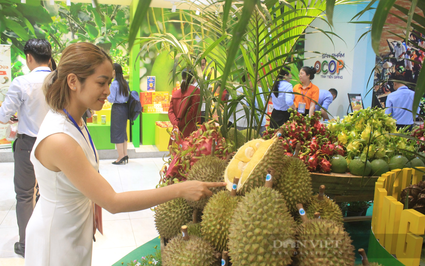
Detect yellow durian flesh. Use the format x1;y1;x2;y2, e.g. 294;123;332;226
224;138;277;192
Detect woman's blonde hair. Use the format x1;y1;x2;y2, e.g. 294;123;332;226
43;42;112;111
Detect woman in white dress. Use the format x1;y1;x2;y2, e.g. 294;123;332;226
25;42;225;265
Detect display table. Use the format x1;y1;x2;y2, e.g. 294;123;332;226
141;112;170;145
87;122;115;150
310;172;378;203
112;237;160;266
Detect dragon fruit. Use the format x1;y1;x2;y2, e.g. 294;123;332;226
319;157;332;173
161;121;233;184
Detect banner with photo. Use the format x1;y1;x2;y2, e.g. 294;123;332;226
372;0;424;111
0;44;12;147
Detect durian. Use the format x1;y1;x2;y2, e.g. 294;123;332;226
186;209;202;238
162;226;219;266
186;156;227;209
201;188;241;252
228;177;296;266
295;204;355;266
304;185;344;225
224;136;286;195
274;155;313;213
154;198;192;239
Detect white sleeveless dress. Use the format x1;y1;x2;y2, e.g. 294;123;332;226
26;110;99;266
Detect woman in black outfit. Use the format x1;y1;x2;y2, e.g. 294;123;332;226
107;63;130;164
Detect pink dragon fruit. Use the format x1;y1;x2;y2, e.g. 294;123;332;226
319;157;332;173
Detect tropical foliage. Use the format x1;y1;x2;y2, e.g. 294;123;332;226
1;0;130;76
131;0;353;140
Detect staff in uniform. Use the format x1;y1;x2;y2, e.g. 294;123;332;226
293;66;320;116
315;88;338;120
385;73;420;131
270;67;294;128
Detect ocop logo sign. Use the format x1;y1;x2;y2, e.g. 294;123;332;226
314;53;345;75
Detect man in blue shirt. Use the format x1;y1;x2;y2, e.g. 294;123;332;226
315;88;338;120
385;73;419;130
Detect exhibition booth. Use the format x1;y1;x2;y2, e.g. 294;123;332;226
1;0;424;265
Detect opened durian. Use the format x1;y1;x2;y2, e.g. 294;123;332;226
228;172;296;265
186;156;227;209
224;136;285;195
295;204;355;266
304;185;344;225
154;198;192;239
201;182;241;252
162;226;219;266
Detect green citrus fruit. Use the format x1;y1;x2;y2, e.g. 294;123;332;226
331;155;348;173
349;159;372;176
389;155;409;170
370;159;389;176
410;157;425;168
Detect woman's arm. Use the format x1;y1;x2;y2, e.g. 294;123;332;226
35;134;225;214
309;103;316;116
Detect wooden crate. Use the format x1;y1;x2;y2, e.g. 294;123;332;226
310;172;379;203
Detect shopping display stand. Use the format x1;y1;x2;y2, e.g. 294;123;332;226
86;121;115;150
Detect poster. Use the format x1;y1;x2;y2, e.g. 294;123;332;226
0;44;12;147
372;0;424;110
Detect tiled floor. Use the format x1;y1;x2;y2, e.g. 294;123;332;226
0;157;166;266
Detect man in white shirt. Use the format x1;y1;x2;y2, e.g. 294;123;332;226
0;39;51;257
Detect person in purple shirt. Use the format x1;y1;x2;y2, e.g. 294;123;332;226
385;73;420;131
315;88;338;120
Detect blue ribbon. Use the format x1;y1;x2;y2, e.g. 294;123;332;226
63;109;97;163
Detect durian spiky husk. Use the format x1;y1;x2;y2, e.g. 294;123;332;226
296;219;355;266
162;235;218;266
304;195;344;226
224;137;285;195
201;190;241;252
228;187;296;265
186;156;227;209
186;221;202;238
154;198;192;239
274;156;313;213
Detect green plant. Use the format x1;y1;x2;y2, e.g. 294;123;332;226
132;0;352;144
125;245;161;266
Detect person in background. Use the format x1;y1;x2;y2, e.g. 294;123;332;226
270;67;293;128
385;72;420;131
292;66;320;116
107;63;129;165
49;56;56;71
25;42;224;265
168;68;201;146
315;88;338;121
0;39;52;257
